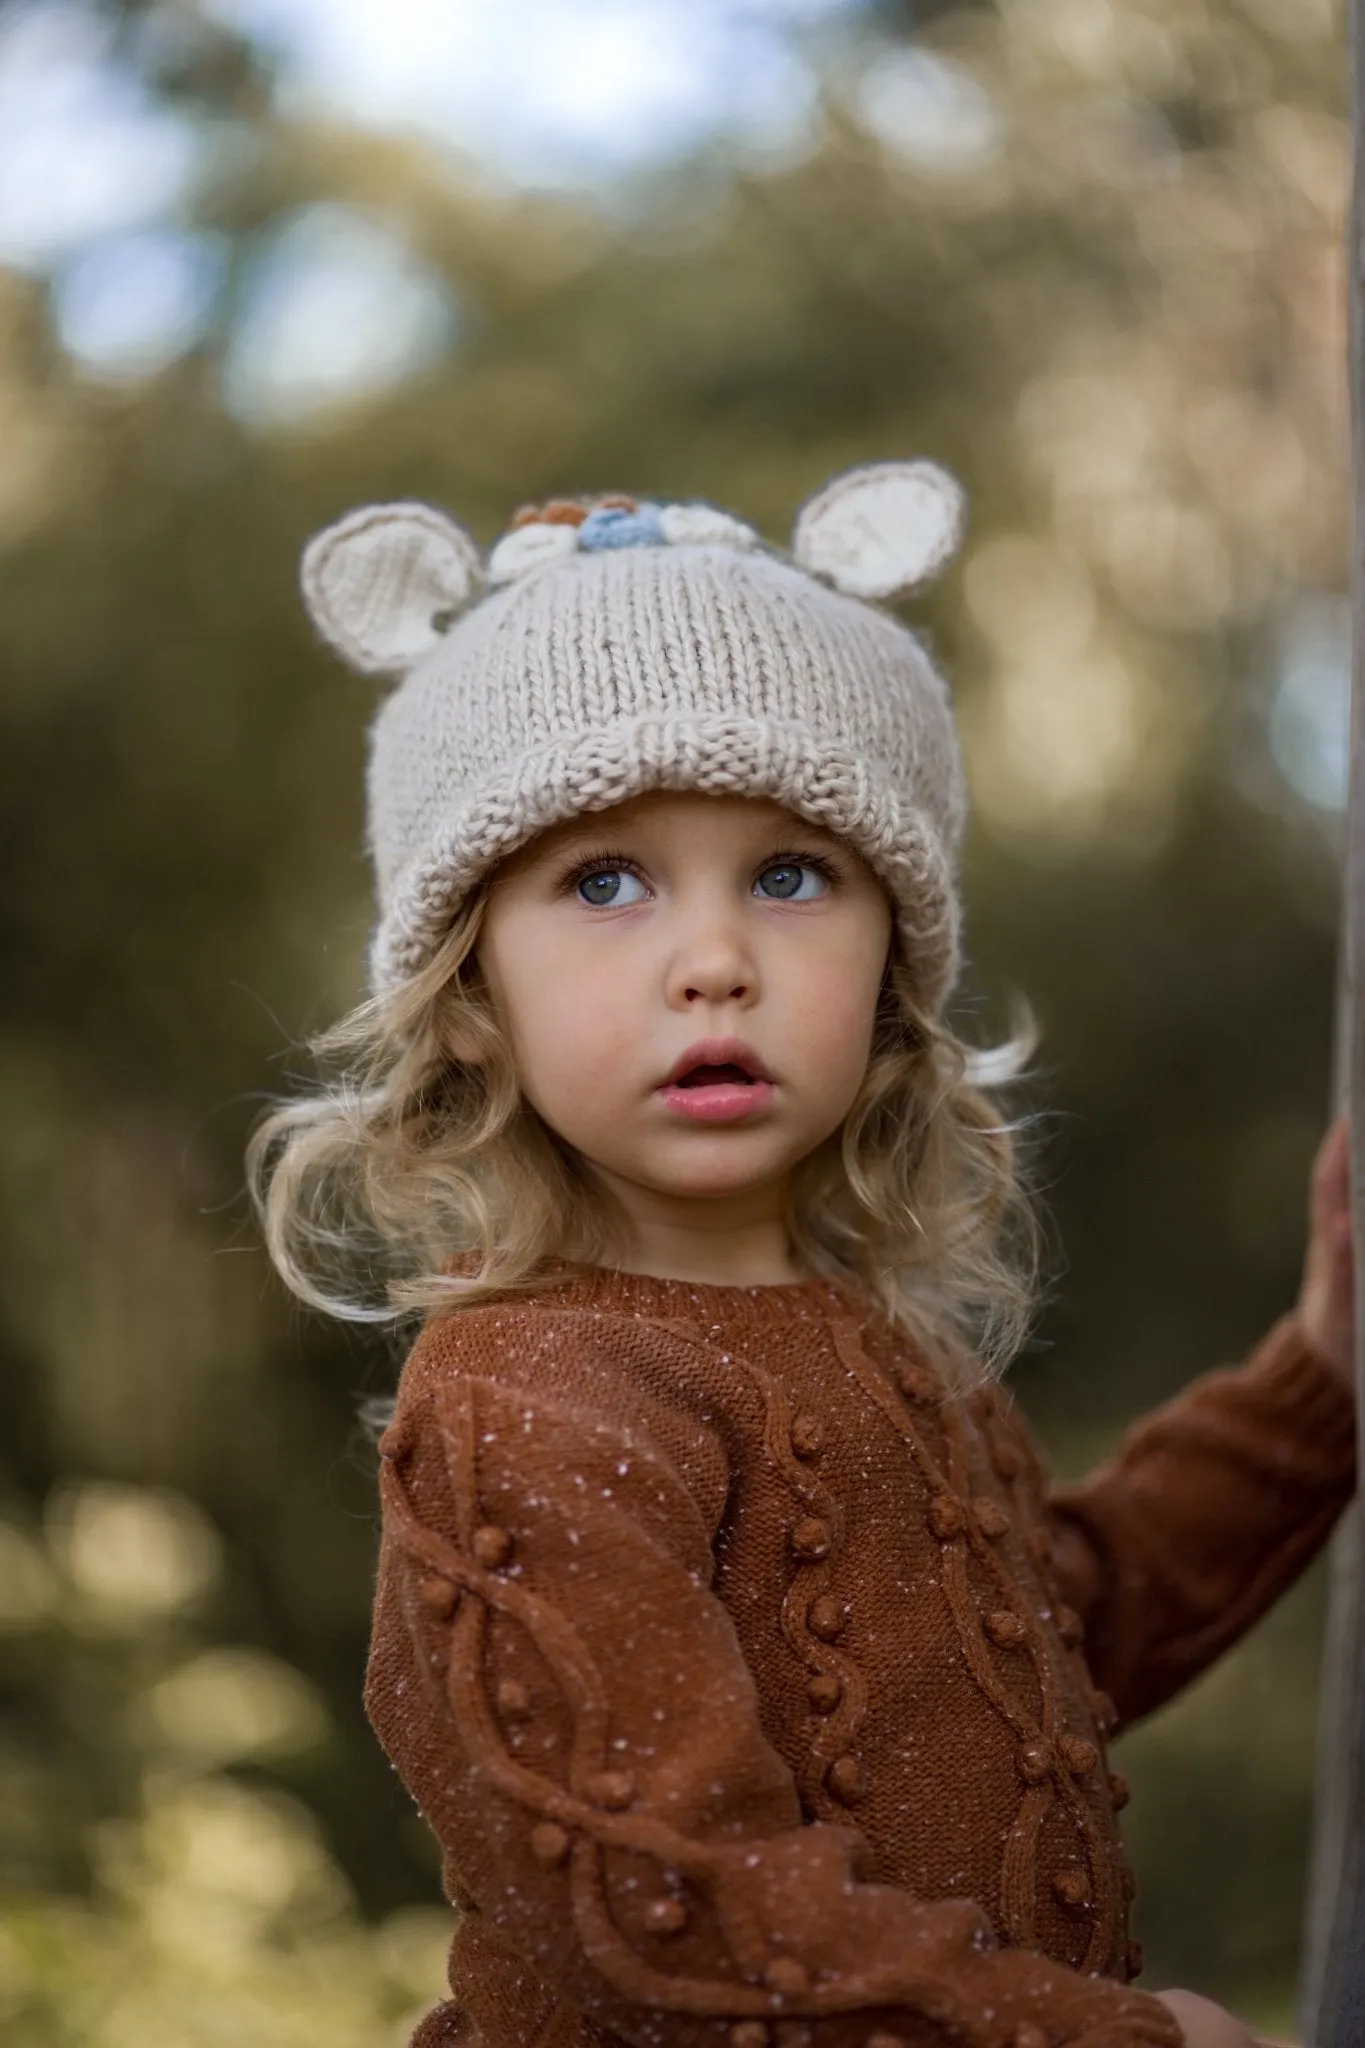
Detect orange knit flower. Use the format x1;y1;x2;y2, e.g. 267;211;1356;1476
509;494;636;529
509;499;587;529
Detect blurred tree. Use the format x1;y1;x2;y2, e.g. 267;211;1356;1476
0;0;1349;2035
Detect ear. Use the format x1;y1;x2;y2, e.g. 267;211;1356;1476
791;461;966;600
300;502;482;675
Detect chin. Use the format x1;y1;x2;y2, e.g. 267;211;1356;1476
637;1154;797;1201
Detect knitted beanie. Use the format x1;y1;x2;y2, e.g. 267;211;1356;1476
300;462;971;1011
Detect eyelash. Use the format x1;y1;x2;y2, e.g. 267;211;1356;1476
767;848;841;887
556;845;842;898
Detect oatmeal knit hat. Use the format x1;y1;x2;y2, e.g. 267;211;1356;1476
300;462;971;1010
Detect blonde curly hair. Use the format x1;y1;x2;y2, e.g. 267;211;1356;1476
246;858;1052;1397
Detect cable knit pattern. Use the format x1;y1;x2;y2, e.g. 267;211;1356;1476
364;1263;1357;2048
349;539;966;1005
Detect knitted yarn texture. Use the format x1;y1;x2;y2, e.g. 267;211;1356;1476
299;463;972;1005
364;1261;1358;2048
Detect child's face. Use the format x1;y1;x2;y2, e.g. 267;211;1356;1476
472;790;893;1240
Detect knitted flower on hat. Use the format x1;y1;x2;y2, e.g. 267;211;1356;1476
484;493;760;583
300;462;970;1009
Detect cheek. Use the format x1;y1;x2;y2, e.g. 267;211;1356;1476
799;985;879;1083
494;927;642;1103
781;925;888;1075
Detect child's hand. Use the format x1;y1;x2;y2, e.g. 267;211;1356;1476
1153;1988;1269;2048
1295;1111;1356;1388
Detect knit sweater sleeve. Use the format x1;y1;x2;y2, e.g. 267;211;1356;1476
1039;1309;1358;1731
365;1308;1182;2048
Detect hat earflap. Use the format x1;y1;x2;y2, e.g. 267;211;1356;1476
300;502;483;676
791;460;966;601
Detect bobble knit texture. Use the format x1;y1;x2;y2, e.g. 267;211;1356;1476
365;1263;1358;2048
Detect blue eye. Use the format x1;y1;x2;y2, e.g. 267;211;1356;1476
755;861;828;901
575;867;647;908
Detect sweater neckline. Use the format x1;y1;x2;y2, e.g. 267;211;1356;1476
530;1256;874;1322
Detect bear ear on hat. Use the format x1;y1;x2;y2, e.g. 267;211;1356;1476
300;502;483;676
791;460;966;601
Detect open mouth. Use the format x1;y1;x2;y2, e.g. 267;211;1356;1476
659;1051;774;1121
674;1063;758;1089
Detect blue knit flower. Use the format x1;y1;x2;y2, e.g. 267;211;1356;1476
577;502;665;551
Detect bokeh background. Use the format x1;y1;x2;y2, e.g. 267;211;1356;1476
0;0;1352;2041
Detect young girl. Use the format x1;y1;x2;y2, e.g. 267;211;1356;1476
249;466;1357;2048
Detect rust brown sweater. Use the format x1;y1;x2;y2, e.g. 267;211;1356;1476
365;1261;1358;2048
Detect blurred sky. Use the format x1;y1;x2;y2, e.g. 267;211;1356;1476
0;0;848;267
0;0;1004;409
208;0;842;176
0;0;1350;812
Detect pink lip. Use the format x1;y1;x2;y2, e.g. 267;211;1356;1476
656;1036;776;1124
658;1078;776;1124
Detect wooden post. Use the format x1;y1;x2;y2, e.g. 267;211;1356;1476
1298;3;1365;2039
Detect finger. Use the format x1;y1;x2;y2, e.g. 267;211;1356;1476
1313;1117;1351;1220
1318;1114;1348;1185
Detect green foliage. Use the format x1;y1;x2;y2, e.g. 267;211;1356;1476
0;1482;449;2043
0;0;1350;2034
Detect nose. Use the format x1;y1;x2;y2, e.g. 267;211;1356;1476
664;908;756;1010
